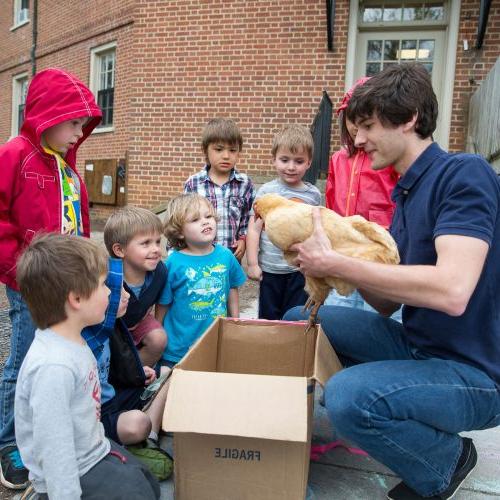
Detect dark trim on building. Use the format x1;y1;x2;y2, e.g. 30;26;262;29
476;0;492;49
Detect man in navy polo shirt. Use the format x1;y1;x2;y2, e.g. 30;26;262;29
284;63;499;500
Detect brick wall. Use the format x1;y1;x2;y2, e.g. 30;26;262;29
0;0;136;221
127;0;350;209
1;0;498;221
450;0;500;151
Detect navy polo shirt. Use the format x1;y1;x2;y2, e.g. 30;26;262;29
390;143;500;384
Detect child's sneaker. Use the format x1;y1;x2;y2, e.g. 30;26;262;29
126;438;173;481
0;445;29;489
20;483;38;499
387;437;477;499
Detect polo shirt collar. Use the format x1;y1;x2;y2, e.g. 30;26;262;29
203;164;243;183
393;143;446;198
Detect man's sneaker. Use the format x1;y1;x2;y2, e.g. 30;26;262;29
126;438;173;481
387;437;477;500
0;445;29;489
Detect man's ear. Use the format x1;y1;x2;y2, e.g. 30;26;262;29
403;112;418;133
112;242;125;258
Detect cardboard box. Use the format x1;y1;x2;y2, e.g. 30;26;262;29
163;318;343;500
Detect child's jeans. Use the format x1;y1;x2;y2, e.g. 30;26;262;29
0;287;36;449
283;305;500;497
325;288;402;322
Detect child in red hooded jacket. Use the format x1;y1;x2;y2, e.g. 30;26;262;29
0;68;102;490
325;78;401;318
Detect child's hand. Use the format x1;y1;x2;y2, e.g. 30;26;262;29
233;239;246;261
247;264;262;281
143;366;157;385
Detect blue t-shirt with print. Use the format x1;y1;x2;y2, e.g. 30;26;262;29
159;244;246;363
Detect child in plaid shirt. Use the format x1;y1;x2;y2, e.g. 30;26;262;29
184;118;255;261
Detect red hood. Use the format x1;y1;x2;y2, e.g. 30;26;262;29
21;68;102;163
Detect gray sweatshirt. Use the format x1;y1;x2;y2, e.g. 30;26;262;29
15;328;110;499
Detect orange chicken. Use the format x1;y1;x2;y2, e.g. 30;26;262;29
253;194;400;326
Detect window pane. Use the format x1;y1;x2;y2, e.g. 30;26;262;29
383;7;402;21
367;40;382;61
403;3;425;21
363;7;382;22
384;40;399;61
366;62;381;76
400;40;417;60
20;80;28;104
21;0;29;8
97;88;114;127
18;104;25;134
418;40;435;60
425;3;444;20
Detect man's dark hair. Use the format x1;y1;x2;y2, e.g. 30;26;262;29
346;63;438;139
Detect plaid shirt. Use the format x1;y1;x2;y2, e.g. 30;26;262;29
184;165;255;248
82;257;123;355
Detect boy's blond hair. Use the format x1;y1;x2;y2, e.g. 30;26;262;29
271;124;314;159
104;206;163;257
17;233;108;329
201;118;243;158
163;194;218;250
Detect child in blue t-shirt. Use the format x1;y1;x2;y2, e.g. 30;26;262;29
156;193;246;366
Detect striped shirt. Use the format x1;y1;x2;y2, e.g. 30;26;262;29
82;257;123;354
184;165;255;248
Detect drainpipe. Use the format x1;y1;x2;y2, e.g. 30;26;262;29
31;0;38;75
476;0;491;49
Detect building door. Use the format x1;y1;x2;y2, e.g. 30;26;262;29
347;0;460;147
355;31;445;141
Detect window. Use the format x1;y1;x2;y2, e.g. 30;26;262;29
348;0;460;148
365;38;436;76
12;0;29;28
89;42;116;131
360;1;445;25
11;73;28;137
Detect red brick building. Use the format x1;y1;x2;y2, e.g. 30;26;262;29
1;0;498;220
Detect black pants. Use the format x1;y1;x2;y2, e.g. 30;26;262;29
258;271;308;320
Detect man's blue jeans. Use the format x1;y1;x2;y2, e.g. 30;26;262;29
283;306;500;497
0;287;36;449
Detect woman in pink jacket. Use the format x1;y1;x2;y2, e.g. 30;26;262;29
325;78;400;316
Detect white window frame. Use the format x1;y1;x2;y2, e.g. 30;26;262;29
11;0;30;31
89;41;117;134
345;0;461;150
11;72;29;139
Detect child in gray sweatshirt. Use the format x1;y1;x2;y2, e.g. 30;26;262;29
14;234;160;500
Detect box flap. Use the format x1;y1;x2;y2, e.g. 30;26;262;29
217;318;315;377
176;318;219;372
164;370;309;442
313;326;343;386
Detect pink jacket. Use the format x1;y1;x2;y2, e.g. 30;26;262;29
0;68;102;289
325;148;398;228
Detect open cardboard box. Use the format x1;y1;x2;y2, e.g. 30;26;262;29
163;317;343;500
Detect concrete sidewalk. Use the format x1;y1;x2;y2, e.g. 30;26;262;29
157;390;500;499
0;276;498;499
